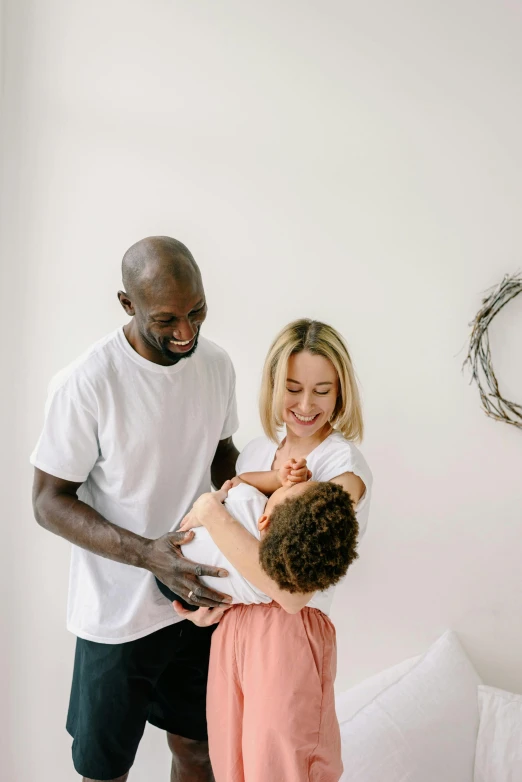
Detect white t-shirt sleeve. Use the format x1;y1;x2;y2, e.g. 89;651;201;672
311;447;357;482
235;439;255;475
30;384;99;483
219;360;239;440
235;436;274;475
310;439;368;485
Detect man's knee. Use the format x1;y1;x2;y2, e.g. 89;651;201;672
167;733;211;767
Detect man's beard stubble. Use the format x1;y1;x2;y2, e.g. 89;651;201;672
160;329;200;364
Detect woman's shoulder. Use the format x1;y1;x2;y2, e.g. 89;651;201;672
309;431;373;483
329;431;368;457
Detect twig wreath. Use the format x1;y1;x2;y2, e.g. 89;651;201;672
464;271;522;429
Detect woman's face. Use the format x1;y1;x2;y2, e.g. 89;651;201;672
282;351;339;438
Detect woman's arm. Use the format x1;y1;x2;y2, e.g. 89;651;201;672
182;491;314;614
329;471;366;504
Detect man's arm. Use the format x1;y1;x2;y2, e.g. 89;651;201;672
32;468;232;608
210;436;240;488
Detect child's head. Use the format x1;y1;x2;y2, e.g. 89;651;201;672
257;480;359;594
259;318;364;443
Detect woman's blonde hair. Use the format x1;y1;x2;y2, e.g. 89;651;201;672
259;319;364;443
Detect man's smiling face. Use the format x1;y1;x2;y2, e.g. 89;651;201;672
136;273;208;364
118;238;208;367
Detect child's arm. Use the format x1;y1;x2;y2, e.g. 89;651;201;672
236;470;282;495
180;487;314;614
239;458;311;495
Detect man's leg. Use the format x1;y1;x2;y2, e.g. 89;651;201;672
167;734;214;782
148;621;215;782
67;633;171;781
149;622;217;781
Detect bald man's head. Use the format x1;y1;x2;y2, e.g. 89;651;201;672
118;236;207;366
122;236;200;300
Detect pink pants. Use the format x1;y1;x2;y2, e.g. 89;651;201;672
207;603;342;782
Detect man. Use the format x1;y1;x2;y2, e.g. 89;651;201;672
31;236;239;782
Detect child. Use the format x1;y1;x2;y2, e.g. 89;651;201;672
156;457;358;611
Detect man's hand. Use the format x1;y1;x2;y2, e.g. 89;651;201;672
179;482;232;532
32;468;232;609
172;601;231;627
144;530;232;608
278;458;312;489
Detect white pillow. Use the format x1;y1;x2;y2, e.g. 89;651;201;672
339;630;481;782
474;685;522;782
336;655;420;723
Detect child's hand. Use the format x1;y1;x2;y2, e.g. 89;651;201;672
219;479;234;495
278;458;312;489
179;483;232;531
179;512;204;531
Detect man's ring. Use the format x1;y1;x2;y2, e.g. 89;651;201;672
195;566;203;577
188;590;196;601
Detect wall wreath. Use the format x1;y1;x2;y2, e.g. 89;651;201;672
464;272;522;430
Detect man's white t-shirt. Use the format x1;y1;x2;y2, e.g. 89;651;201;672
31;328;238;644
187;431;373;617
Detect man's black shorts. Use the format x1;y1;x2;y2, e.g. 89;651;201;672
66;620;215;780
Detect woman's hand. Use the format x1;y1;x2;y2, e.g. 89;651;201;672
278;458;312;489
179;481;232;532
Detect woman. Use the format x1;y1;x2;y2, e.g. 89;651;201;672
176;318;372;781
239;317;370;538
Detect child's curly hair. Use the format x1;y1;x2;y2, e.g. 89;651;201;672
259;481;359;594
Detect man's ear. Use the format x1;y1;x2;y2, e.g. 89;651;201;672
118;290;136;316
257;514;271;533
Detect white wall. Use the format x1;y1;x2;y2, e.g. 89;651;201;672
2;1;522;779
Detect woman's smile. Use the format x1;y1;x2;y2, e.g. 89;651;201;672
290;410;321;426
